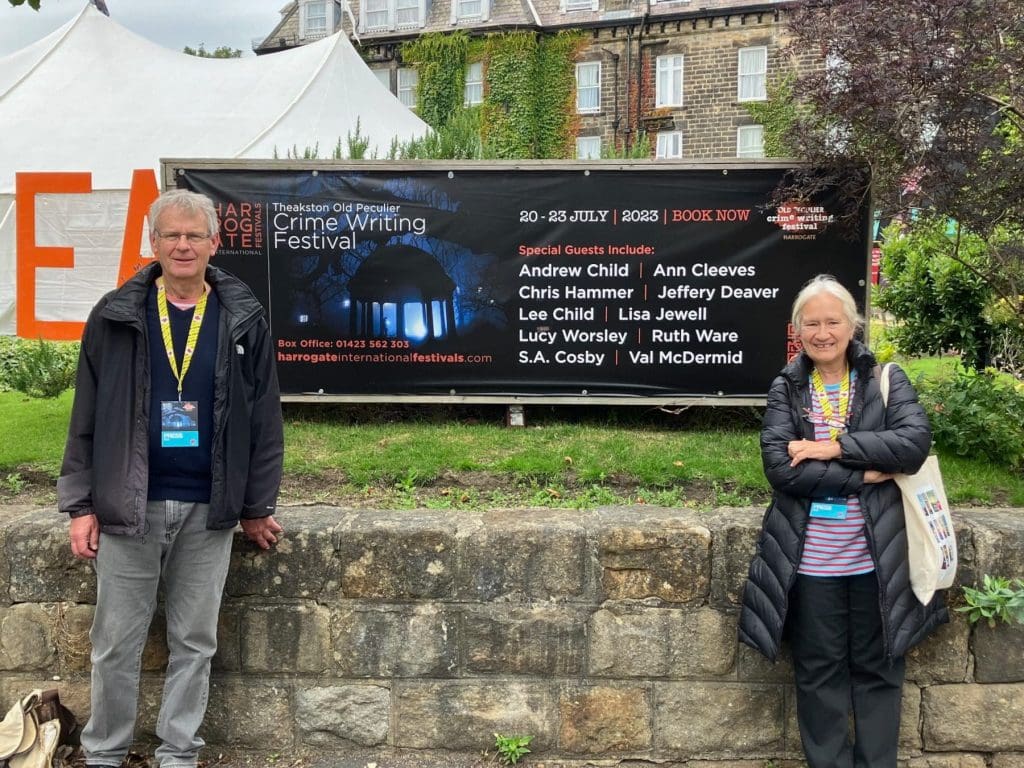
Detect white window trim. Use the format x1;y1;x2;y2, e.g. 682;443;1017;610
464;62;484;106
736;125;765;158
655;54;684;108
576;136;601;160
561;0;599;12
737;46;767;102
655;130;683;159
575;61;601;114
359;0;426;32
451;0;490;23
300;0;335;39
398;67;418;110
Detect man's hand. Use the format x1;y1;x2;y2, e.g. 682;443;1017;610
240;515;283;550
863;470;895;484
70;514;100;559
787;439;841;467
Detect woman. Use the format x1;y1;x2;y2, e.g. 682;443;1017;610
739;274;947;768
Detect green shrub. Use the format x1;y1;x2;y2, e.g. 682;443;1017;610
916;367;1024;468
957;575;1024;627
1;338;79;398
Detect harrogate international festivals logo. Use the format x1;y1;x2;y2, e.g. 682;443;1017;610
215;200;264;252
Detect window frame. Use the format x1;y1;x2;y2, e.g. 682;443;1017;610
655;130;683;159
397;67;419;110
576;136;601;160
737;46;768;102
575;61;602;114
464;61;484;106
736;125;765;158
655;54;684;108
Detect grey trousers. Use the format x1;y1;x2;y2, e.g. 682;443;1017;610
790;572;906;768
82;501;234;768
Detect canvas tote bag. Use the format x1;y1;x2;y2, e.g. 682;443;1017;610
879;363;958;604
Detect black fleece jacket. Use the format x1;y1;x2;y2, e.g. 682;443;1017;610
58;263;283;535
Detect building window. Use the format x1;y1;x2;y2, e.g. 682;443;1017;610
464;62;484;106
457;0;482;18
395;0;420;27
656;55;683;108
565;0;595;10
736;125;765;158
373;68;392;93
656;131;683;159
576;136;601;159
301;0;334;37
576;62;601;113
398;68;418;109
738;46;767;102
364;0;389;29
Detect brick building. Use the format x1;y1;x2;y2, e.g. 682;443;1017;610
255;0;804;159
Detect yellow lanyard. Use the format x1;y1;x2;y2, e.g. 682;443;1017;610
156;277;208;401
810;367;850;441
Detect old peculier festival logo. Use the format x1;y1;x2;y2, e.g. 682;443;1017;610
767;200;834;241
215;200;264;253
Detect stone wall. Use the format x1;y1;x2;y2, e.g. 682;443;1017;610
1;505;1022;766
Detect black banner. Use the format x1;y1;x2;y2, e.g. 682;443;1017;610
174;164;869;400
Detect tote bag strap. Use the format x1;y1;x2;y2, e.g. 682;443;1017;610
879;362;893;407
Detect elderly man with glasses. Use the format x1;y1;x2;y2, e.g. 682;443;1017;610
59;189;284;768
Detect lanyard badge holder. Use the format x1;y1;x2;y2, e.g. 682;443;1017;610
157;278;207;448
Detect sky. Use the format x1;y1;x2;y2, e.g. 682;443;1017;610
0;0;290;57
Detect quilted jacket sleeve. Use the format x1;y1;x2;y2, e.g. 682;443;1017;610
760;374;864;500
838;364;931;474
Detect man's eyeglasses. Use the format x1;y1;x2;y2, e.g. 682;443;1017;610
155;231;212;245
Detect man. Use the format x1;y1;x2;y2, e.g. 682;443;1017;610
58;189;284;768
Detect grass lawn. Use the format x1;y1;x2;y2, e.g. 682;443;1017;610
2;381;1023;509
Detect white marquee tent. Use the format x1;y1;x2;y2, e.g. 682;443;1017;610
0;3;428;335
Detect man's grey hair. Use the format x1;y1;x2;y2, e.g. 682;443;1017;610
791;274;864;332
149;190;219;237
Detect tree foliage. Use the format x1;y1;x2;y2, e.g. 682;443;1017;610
183;44;243;58
781;0;1024;369
8;0;42;9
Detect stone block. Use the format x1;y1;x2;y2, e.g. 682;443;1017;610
227;507;340;600
654;682;784;756
0;508;38;605
461;604;586;676
558;684;651;754
588;606;735;678
971;621;1024;683
212;603;242;672
0;603;56;671
906;755;988;768
52;603;93;674
707;508;762;607
595;509;711;603
202;678;294;747
295;684;390;747
901;683;923;751
736;641;793;683
456;510;588;602
905;611;971;684
337;510;457;599
393;681;556;752
993;754;1024;768
922;683;1024;751
5;515;95;603
966;510;1024;586
241;602;332;674
332;604;456;678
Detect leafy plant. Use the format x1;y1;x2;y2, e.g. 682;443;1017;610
2;338;79;398
957;575;1024;627
493;733;532;765
915;367;1024;468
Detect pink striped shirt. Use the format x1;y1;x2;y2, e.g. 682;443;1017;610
798;377;875;577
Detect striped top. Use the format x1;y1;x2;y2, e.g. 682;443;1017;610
798;376;875;577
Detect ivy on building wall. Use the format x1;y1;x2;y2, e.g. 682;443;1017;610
399;30;585;159
742;73;798;157
401;31;470;130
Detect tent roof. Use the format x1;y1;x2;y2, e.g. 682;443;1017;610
0;4;428;193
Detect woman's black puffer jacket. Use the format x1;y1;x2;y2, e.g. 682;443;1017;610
738;340;948;662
